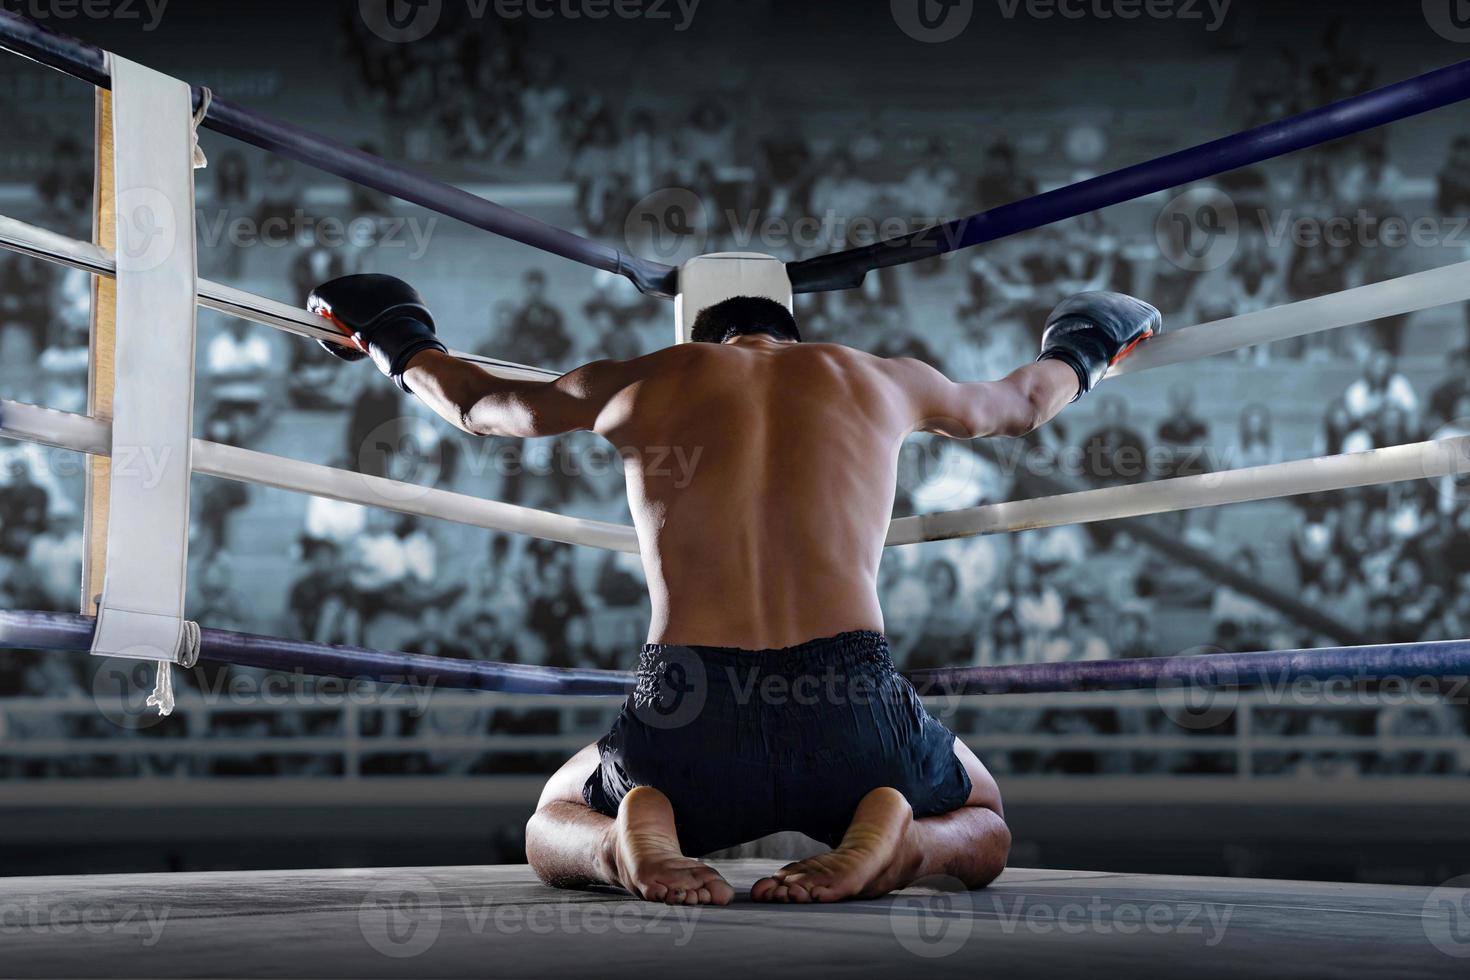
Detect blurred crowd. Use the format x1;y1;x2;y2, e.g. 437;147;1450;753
1;14;1469;781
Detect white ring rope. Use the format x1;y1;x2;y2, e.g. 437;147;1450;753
5;399;1467;553
10;212;1470;386
886;437;1470;545
0;400;641;554
6;215;1470;550
0;215;559;383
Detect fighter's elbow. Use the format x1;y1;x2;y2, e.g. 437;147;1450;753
992;397;1047;438
994;415;1038;439
456;405;489;437
458;394;517;438
464;395;573;439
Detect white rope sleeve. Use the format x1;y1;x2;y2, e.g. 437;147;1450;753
1111;258;1470;376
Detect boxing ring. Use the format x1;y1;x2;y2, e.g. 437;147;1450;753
1;9;1469;977
5;862;1463;980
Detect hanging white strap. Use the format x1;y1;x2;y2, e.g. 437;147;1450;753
190;86;213;171
90;56;200;704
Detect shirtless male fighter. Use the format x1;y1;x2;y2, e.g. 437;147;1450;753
309;275;1160;906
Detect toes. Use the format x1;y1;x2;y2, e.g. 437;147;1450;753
751;877;778;901
630;861;734;906
707;878;735;906
692;870;734;906
781;870;833;893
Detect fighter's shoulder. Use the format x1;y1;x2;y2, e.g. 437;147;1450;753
872;353;951;386
565;343;710;393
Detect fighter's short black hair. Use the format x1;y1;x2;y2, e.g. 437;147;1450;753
689;296;801;345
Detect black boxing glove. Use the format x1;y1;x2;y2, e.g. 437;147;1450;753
308;274;446;392
1037;291;1162;401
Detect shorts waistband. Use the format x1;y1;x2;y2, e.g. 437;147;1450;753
637;630;895;681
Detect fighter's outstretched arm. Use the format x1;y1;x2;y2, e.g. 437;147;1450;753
898;291;1161;439
403;352;627;438
894;357;1078;439
307;273;628;438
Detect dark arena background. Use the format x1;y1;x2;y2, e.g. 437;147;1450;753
1;1;1470;976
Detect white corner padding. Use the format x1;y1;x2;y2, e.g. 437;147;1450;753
673;253;793;344
89;55;199;690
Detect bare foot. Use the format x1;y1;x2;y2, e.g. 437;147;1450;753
751;787;918;903
600;786;734;906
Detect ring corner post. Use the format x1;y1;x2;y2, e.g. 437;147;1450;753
82;80;115;616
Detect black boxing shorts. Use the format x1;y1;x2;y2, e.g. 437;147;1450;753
582;630;973;857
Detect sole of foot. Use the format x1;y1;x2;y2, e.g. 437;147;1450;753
751;786;916;903
607;786;735;906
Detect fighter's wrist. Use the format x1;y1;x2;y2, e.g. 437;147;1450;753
396;345;449;395
360;315;446;391
1036;348;1095;402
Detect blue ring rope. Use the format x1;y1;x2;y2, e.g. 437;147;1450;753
2;610;1466;698
5;11;1470;298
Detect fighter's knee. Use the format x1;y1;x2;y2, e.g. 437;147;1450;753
966;816;1011;890
523;809;564;885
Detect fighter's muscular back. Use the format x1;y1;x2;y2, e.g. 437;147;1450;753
407;334;1078;650
565;337;1077;649
599;339;911;649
